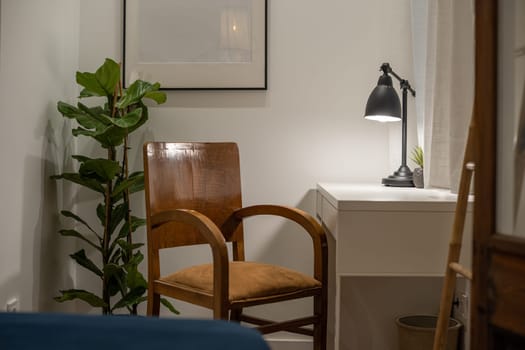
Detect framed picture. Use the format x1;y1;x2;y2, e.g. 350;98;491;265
123;0;267;90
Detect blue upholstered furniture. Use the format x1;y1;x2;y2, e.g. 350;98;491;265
0;312;269;350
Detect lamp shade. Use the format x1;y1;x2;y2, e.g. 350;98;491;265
364;74;401;122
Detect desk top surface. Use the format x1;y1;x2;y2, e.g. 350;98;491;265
317;183;472;211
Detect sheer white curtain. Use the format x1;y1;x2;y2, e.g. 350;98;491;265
411;0;475;192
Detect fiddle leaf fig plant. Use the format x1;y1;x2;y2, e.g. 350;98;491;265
52;58;177;315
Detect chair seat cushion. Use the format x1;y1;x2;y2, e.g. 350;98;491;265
160;261;321;302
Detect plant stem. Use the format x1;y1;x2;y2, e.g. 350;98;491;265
120;91;136;314
103;92;118;315
123;135;132;247
102;146;116;315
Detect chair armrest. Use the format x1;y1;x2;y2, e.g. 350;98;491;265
226;205;327;283
150;209;229;312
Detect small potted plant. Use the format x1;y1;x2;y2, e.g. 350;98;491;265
411;146;424;188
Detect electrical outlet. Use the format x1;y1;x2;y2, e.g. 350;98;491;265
6;298;19;312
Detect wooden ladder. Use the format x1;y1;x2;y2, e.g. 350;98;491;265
432;118;476;350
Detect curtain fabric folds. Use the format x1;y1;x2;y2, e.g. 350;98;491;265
412;0;475;192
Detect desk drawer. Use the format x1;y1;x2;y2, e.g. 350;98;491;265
317;192;338;240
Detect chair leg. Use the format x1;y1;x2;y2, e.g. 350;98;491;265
147;292;160;316
314;295;327;350
230;308;243;322
213;303;229;320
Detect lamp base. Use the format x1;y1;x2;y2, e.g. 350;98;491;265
381;165;414;187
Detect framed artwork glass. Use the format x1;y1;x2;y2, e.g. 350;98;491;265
123;0;267;90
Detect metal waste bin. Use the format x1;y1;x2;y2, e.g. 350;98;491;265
396;315;462;350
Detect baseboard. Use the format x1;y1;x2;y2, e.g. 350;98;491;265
264;337;312;350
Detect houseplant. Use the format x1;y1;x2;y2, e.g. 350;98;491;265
410;145;424;188
52;58;176;315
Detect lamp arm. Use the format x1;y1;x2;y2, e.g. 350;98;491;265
400;79;416;97
380;63;416;97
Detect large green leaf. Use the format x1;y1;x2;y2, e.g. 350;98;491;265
76;58;120;97
114;108;142;128
51;173;105;193
59;229;101;252
54;289;107;308
115;242;144;268
112;173;144;199
114;255;147;311
126;104;149;135
111;172;145;203
70;249;103;277
128;171;145;194
79;158;121;182
144;91;167;104
76;72;106;97
108;275;123;297
116;80;163;109
78;88;99;98
117;216;146;238
103;263;124;279
98;108;142;130
160;298;180;314
72;123;128;148
77;103;112;127
104;263;127;296
95;58;120;95
93;125;128;148
130;251;145;265
72;127;98;138
116;239;144;252
57;102;103;130
60;210;98;236
109;202;128;237
111;285;147;311
78;103;107;115
100;258;127;297
125;256;147;290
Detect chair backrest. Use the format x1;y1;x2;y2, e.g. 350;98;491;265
143;142;244;250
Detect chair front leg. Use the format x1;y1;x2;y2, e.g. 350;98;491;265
230;307;243;322
147;291;160;316
314;294;327;350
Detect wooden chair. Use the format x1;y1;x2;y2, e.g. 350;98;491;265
143;142;328;350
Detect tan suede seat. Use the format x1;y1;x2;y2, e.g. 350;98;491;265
160;262;322;303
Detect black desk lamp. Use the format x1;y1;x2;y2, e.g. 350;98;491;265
364;62;416;187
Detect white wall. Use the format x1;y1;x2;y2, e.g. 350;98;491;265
0;0;81;311
0;0;417;337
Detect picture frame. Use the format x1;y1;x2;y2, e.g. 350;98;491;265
123;0;267;90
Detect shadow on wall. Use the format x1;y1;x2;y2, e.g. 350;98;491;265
30;111;77;312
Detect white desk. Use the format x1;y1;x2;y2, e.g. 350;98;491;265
316;183;472;350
